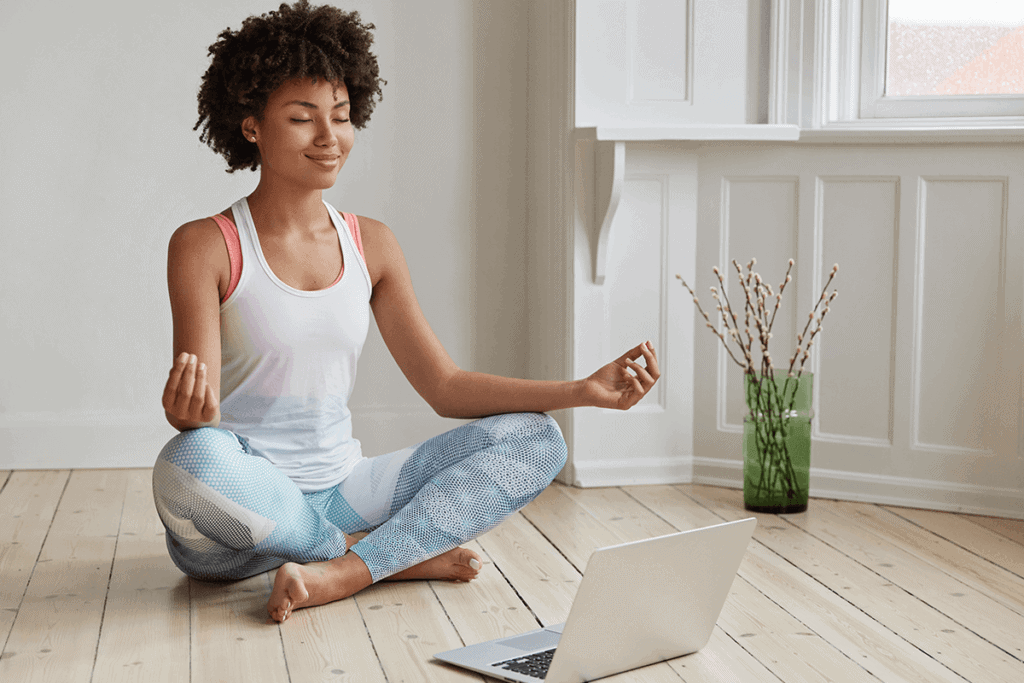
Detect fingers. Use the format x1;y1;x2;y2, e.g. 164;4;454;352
162;352;190;413
623;359;651;398
639;340;660;380
622;362;645;400
620;340;660;407
624;341;659;384
175;355;198;416
163;353;214;422
188;360;208;416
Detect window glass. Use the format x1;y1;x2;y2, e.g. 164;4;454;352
886;0;1024;96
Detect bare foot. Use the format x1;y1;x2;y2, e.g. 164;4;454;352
266;537;482;622
384;546;483;582
267;553;372;623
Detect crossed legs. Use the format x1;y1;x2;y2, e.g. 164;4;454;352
152;412;567;621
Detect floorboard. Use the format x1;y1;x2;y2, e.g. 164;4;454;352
92;469;190;683
190;570;290;683
0;469;129;683
852;503;1024;615
472;511;579;627
1;471;1021;682
883;504;1024;580
429;539;539;646
963;514;1024;546
0;470;70;651
278;576;388;683
355;579;482;682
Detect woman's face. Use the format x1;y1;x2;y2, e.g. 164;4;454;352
243;77;354;189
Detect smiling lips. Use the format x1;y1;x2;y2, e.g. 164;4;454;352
306;154;340;167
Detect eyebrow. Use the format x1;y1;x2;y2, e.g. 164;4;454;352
285;100;350;109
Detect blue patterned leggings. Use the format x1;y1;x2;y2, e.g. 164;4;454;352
152;412;567;582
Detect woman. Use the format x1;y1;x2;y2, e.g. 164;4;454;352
154;0;660;624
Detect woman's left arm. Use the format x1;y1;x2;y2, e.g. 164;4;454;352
439;341;659;418
360;217;660;419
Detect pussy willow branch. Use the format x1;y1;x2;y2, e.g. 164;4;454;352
712;266;755;370
734;260;769;362
768;259;794;333
733;261;756;360
713;267;743;338
709;285;734;340
787;265;839;377
676;275;749;370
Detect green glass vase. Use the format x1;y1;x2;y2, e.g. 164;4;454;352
743;370;812;513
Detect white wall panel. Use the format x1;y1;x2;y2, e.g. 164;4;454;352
630;1;692;102
575;0;750;127
815;177;898;446
914;178;1007;453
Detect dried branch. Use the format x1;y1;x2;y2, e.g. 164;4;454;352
676;275;750;370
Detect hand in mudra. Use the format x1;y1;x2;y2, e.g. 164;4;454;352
163;352;219;424
583;341;660;410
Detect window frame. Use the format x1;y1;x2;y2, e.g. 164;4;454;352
771;0;1024;132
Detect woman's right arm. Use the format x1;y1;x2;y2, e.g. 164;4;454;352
163;219;228;431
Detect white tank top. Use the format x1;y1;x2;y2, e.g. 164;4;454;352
218;197;372;492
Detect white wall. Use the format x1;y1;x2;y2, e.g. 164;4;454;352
0;0;531;468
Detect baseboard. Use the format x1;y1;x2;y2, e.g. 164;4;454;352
571;455;694;488
692;456;1024;520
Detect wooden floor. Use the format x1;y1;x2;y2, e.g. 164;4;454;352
1;470;1023;682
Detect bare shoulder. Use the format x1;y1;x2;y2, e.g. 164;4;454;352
170;212;226;249
354;215;401;290
168;213;231;298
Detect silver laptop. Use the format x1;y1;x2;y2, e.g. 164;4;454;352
435;517;756;683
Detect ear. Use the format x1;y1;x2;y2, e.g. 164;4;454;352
241;116;258;142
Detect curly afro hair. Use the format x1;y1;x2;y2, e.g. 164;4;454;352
194;0;386;173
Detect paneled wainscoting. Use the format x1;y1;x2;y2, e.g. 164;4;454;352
2;469;1023;682
692;143;1024;516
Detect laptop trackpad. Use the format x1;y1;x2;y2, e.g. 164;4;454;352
500;630;561;651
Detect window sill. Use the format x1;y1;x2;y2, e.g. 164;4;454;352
574;125;801;142
796;123;1024;145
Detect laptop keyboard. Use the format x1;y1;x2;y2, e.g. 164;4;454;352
493;648;556;679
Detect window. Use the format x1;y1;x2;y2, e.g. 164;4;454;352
885;1;1024;97
860;0;1024;119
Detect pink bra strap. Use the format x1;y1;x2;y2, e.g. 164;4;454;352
210;214;242;303
342;213;365;262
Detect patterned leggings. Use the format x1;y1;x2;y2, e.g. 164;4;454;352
152;412;567;582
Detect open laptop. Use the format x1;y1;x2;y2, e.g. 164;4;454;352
435;517;756;682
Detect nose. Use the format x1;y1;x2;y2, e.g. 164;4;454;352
314;117;335;147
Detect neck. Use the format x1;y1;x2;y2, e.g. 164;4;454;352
247;177;329;236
